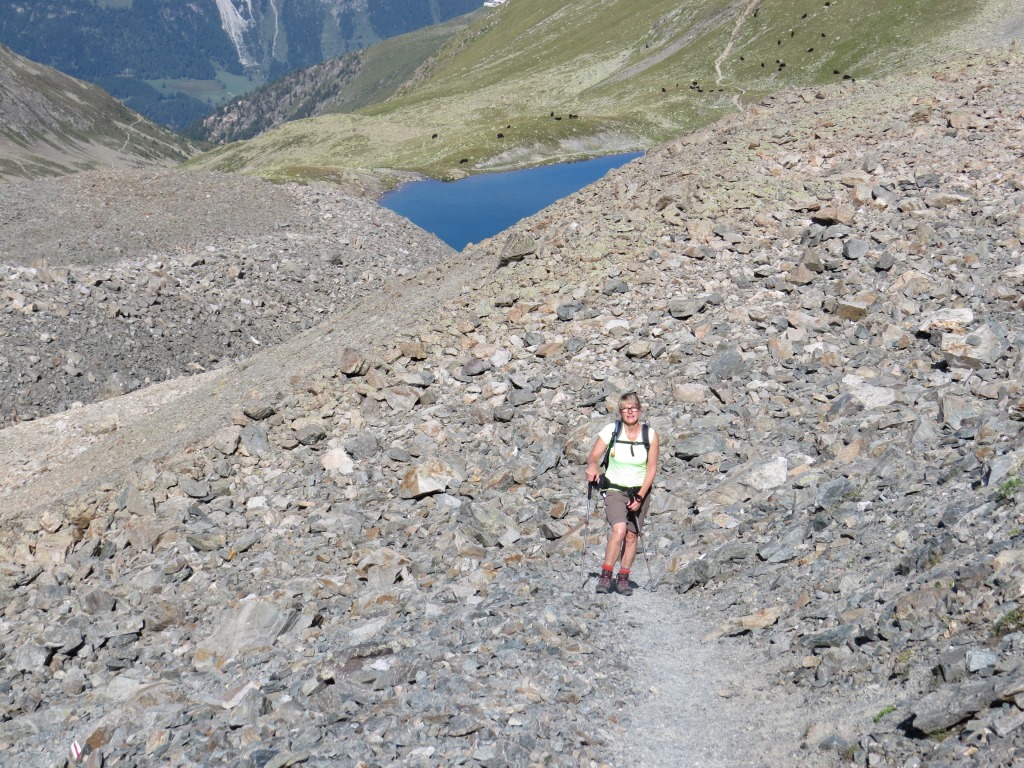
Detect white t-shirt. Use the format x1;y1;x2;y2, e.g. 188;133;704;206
599;422;655;488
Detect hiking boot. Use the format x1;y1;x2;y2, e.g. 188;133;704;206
595;571;613;594
616;572;634;596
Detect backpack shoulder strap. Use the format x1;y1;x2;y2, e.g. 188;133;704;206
642;423;650;453
601;420;622;469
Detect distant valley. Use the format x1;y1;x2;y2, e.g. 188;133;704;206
192;13;479;145
0;0;1004;189
0;0;483;131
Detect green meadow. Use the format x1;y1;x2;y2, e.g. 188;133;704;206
188;0;984;183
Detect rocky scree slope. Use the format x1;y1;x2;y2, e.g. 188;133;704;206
0;169;454;427
3;45;1024;768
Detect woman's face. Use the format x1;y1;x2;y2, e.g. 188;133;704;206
619;402;641;425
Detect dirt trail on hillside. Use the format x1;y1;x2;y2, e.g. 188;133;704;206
610;590;805;767
606;589;887;767
714;0;760;87
603;0;750;86
967;0;1024;43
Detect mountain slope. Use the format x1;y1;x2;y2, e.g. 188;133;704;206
0;44;196;182
187;0;1000;182
190;12;479;145
2;39;1024;768
0;0;484;130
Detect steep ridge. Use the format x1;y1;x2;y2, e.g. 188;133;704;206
190;51;366;144
2;41;1024;768
0;45;195;183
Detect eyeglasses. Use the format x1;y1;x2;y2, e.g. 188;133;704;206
620;406;640;413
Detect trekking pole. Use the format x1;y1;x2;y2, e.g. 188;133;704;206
580;482;594;588
637;507;656;593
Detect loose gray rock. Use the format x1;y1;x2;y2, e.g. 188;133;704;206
5;40;1024;768
240;424;273;457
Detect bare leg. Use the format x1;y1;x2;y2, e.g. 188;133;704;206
620;530;639;570
603;522;628;568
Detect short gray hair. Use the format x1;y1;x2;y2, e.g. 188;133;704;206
619;391;641;409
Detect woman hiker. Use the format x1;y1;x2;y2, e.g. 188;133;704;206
584;391;660;595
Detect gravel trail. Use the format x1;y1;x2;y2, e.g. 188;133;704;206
606;589;808;767
603;583;898;768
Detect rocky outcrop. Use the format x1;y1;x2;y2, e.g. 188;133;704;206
193;53;365;144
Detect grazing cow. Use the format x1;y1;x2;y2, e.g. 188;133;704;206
460;158;468;164
497;133;504;138
432;133;438;138
807;47;813;52
661;87;666;92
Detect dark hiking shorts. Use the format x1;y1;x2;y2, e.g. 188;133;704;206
605;490;651;534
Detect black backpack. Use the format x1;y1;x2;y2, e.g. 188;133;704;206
600;420;650;471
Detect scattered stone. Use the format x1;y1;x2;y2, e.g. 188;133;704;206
177;477;209;499
193;599;296;673
497;232;536;267
243;401;276;421
291;417;328;445
397;458;461;498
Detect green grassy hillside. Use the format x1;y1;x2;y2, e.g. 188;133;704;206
187;0;985;183
0;0;483;131
191;13;482;146
0;44;196;182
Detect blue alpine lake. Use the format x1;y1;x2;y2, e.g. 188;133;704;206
380;152;643;251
